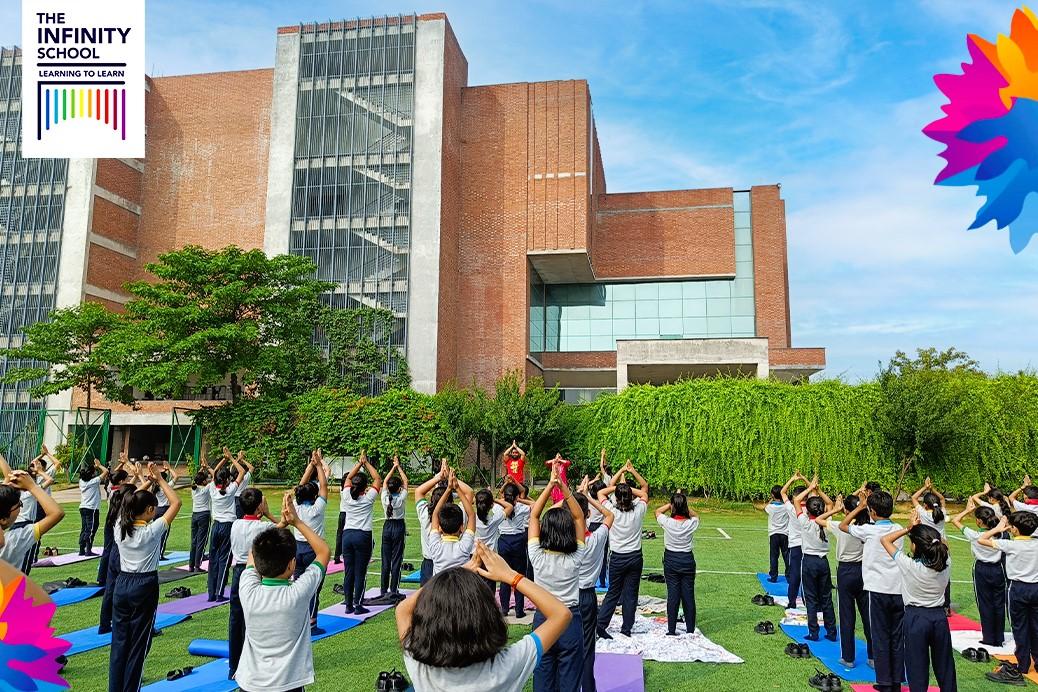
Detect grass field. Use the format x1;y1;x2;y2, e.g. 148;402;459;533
40;490;998;691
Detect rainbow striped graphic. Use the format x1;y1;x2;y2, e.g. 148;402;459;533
40;87;127;141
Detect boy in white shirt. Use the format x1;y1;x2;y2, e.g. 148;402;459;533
427;470;476;575
779;472;807;608
764;484;789;583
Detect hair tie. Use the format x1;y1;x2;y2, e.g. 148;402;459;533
931;538;939;544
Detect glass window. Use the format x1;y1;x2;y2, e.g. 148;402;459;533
708;316;732;335
707;298;731;317
590;334;615;351
568;335;591;351
735;245;753;263
683;317;708;336
659;283;682;299
682;282;707;299
588;303;611;320
569;320;590;337
660;318;683;336
613;300;636;318
635;300;659;318
636;318;660;337
732;278;755;298
683;299;707;317
590;319;613;336
659;299;682;318
706;282;731;299
732;316;755;335
635;283;658;300
733;191;750;213
611;284;636;300
731;297;755;317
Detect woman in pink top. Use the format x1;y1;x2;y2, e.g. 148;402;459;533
545;455;572;504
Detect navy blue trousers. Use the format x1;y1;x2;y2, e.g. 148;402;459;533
228;564;247;678
340;529;371;609
589;521;609;588
1009;580;1038;674
98;541;121;633
769;532;789;581
109;571;158;692
189;511;210;571
381;519;405;595
334;511;347;561
97;523;116;585
837;561;872;663
787;545;803;608
904;605;956;692
533;605;583;692
79;507;100;554
498;533;529;616
801;553;836;638
579;587;598;692
663;549;696;633
207;521;233;600
295;542;323;620
155;505;170;556
419;558;433;586
975;560;1007;647
597;550;643;635
869;591;905;691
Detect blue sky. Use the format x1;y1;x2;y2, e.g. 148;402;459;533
4;1;1037;381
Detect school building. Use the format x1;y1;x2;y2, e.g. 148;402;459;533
0;13;824;460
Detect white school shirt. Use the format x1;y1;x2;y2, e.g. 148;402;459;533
589;503;605;525
499;503;531;535
476;505;506;551
381;487;407;520
827;523;864;563
916;507;946;536
404;632;542;692
416;499;433;558
993;537;1038;583
237;563;324;692
44;463;58;496
79;476;102;510
977;499;1004;517
765;501;789;536
191;486;211;514
292;497;328;541
209;482;239;523
579;525;610;589
115;518;170;573
155;481;173;509
847;520;904;595
656;515;699;552
529;537;586;607
785;502;803;548
20;491;38;522
962;527;1005;564
1014;500;1038;516
605;498;647;554
230;517;270;566
341;487;377;532
235;472;252;497
893;551;950;607
799;514;830;557
427;529;475;575
0;524;38;567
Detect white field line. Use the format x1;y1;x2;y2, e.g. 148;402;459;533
716;528;732;540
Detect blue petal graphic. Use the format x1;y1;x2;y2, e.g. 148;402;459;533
970;158;1038;231
959;98;1038;181
1007;191;1038;253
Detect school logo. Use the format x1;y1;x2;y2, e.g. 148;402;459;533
0;576;70;691
923;6;1038;253
20;0;145;158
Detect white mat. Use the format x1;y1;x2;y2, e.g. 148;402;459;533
636;596;668;614
596;612;743;663
950;629;1015;657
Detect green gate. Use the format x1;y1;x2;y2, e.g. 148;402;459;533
0;408;50;468
70;408;111;475
169;407;201;472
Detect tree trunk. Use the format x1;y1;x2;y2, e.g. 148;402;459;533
230;372;239;403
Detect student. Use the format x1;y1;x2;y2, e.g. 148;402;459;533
575;488;613;692
1010;475;1038;515
0;453;53;574
97;464;130;586
235;491;329;692
880;517;956;692
233;454;255;519
0;469;65;569
589;449;610;590
780;472;807;609
912;478;947;535
338;450;380;613
228;488;280;680
428;470;476;576
951;498;1007;648
498;479;533;617
475;486;510;553
528;463;586;691
78;459;108;555
379;455;409;600
397;541;573;692
795;476;838;642
207;451;247;601
595;460;649;638
294;450;331;627
414;463;448;585
189;461;212;573
979;511;1038;685
108;464;181;692
99;484;135;635
821;494;873;668
764;483;790;583
654;490;700;635
972;482;1011;518
840;488;905;692
154;461;178;559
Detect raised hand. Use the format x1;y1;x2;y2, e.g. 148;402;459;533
8;470;35;490
281;492;298;525
469;541;518;583
1025;474;1032;487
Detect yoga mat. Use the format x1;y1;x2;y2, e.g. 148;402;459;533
401;569;421;584
756;572;796;598
157;551;190;567
64;613;190;655
186;613;362;660
33;552;99;567
158;593;229;616
50;586;103;607
594;653;644;692
158;569;195;585
141;659;235;692
176;560;208;572
947;611;982;632
320;588;414;622
780;623;874;683
851;686;938;692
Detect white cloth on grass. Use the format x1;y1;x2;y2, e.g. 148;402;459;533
949;629;1015;656
596;611;743;663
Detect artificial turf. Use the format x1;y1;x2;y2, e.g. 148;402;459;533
40;491;997;691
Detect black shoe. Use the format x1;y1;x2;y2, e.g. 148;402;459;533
808;669;832;690
597;627;613;640
377;668;410;692
962;648;979;662
785;642;801;658
767;576;778;583
333;557;342;564
798;643;812;658
825;631;839;642
332;583;345;595
353;606;370;615
977;648;992;663
805;633;820;642
986;662;1027;685
342;603;355;613
165;666;193;682
754;621;771;634
311;625;325;636
752;594;767;605
402;562;414;572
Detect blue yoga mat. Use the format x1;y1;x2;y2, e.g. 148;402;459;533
401;569;421;584
756;572;789;597
141;659;234;692
157;551;190;567
51;586;104;607
780;623;874;683
186;613;362;659
64;613;190;655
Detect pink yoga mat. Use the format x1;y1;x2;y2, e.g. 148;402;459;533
158;593;229;616
320;588;414;622
851;686;938;692
34;552;100;567
947;612;982;631
594;653;644;692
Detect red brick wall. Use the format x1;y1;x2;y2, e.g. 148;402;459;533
592;188;735;279
96;159;142;206
751;185;791;349
90;196;139;249
85;244;136;294
770;347;825;367
137;69;272;278
539;351;617;369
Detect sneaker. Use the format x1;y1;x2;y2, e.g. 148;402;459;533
977;648;992;663
986;662;1026;686
798;643;812;658
353;606;370;615
754;621;773;635
785;643;801;658
962;648;979;663
805;633;820;642
838;658;854;668
767;576;778;583
825;631;839;642
342;603;355;613
808;669;831;690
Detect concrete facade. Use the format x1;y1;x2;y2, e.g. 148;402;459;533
616;338;770;390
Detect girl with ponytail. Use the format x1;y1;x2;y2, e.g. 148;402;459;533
595;460;649;638
793;475;838;642
952;498;1009;648
881;516;956;692
98;483;136;635
339;450;379;618
820;493;874;668
205;449;247;602
378;455;409;600
912;478;950;611
972;482;1011;517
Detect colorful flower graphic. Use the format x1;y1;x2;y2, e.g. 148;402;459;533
923;6;1038;252
0;577;70;691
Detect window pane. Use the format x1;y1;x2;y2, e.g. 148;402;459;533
660;318;683;336
590;319;612;336
708;316;732;335
707;298;731;317
613;300;636;318
636;300;659;318
683;317;708;337
682;282;707;299
635;283;658;300
706;282;731;299
659;283;682;299
635;318;659;337
659;299;682;318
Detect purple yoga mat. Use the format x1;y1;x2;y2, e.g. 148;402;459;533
320;588;414;622
34;552;100;567
158;593;229;616
594;653;644;692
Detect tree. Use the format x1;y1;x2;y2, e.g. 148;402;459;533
111;246;333;402
0;301;132;409
321;306;411;395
